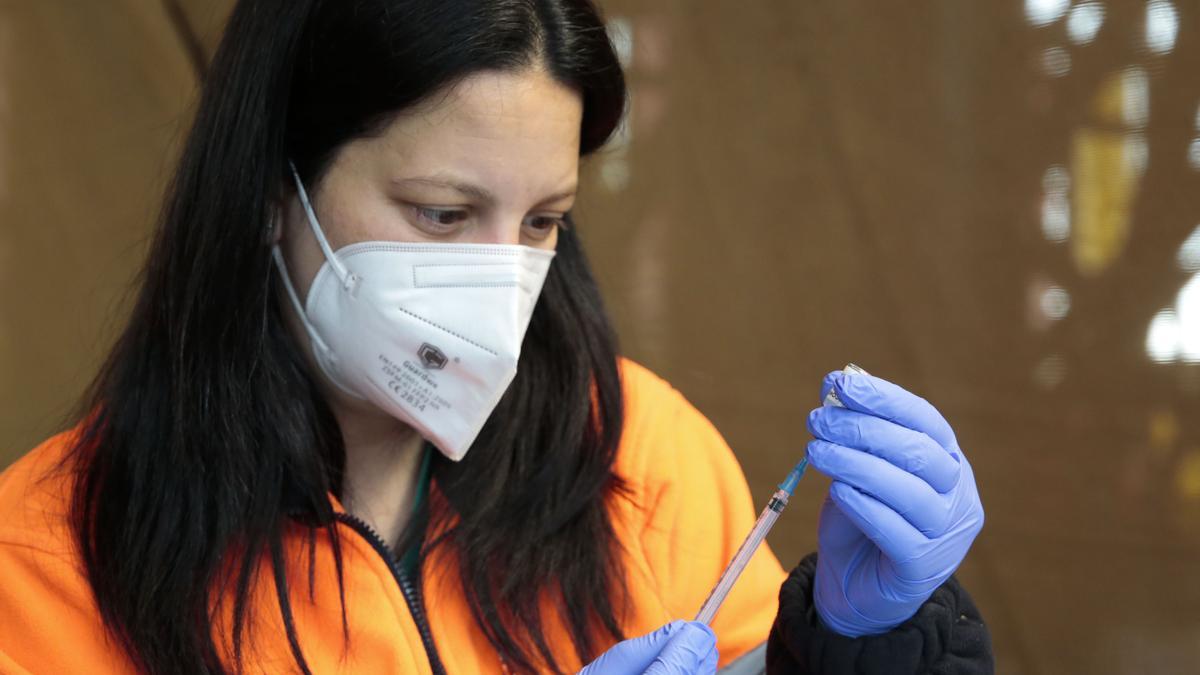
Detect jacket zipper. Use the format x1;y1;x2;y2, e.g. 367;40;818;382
335;512;448;675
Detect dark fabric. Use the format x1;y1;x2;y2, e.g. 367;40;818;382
766;553;993;675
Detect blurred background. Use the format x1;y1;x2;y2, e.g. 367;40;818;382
2;0;1198;672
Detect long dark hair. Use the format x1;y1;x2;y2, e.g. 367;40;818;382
65;1;629;673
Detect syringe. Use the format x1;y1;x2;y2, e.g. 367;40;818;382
693;363;868;626
694;457;808;625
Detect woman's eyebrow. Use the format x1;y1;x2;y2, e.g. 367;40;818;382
537;187;578;205
393;176;496;204
393;176;577;206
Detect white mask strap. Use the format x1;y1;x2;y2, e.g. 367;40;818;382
288;161;352;286
271;245;335;357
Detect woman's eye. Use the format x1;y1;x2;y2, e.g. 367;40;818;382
522;214;566;235
414;207;469;228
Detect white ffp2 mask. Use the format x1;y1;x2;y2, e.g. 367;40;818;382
272;165;555;461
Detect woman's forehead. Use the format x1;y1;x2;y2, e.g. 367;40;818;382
338;68;583;199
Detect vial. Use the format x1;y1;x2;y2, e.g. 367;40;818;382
823;363;868;408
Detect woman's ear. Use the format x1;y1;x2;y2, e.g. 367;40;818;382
270;207;284;245
265;208;282;246
266;183;292;246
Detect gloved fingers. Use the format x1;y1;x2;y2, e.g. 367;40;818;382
825;371;958;454
808;440;952;537
578;621;685;674
945;457;986;538
828;480;927;564
698;641;719;674
643;622;718;675
807;406;960;493
817;493;868;550
819;371;841;402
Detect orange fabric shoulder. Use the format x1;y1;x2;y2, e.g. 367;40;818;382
0;430;140;672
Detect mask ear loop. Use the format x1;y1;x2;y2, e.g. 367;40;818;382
271;246;336;358
271;163;344;359
288;161;357;291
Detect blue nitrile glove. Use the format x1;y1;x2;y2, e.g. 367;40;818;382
578;620;718;674
805;370;984;638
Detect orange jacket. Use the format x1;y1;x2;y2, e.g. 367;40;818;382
0;360;787;673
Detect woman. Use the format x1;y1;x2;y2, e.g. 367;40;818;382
0;1;990;673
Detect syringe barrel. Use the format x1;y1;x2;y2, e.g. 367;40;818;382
694;490;787;625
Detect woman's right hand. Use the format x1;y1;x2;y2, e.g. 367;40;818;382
578;621;718;674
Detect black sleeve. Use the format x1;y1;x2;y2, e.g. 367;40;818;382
765;553;993;675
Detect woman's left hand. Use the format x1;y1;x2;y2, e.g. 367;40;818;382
805;370;985;638
578;621;718;675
